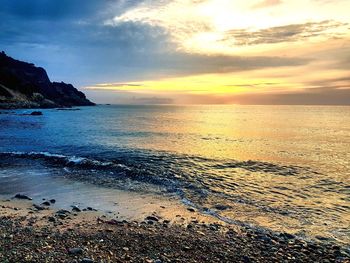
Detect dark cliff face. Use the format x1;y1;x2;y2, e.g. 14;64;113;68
0;51;95;109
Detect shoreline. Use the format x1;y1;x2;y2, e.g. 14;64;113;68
1;199;349;262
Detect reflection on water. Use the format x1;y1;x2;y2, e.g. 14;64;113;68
0;105;349;244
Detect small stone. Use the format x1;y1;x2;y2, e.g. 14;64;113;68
183;246;191;251
213;204;231;210
280;232;295;239
187;208;195;212
57;209;70;214
33;204;45;211
42;201;50;206
242;256;252;263
13;194;32;200
68;247;83;255
48;217;56;223
49;199;56;204
72;205;81;212
81;258;94;263
145;216;159;222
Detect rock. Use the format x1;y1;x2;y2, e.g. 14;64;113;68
32;204;45;211
48;216;56;223
49;199;56;204
81;259;94;263
41;201;50;206
68;247;84;255
279;232;295;240
56;209;70;219
0;52;95;109
183;246;191;251
13;194;32;200
145;216;159;222
187;208;196;212
213;204;231;210
242;255;252;263
104;219;123;225
56;209;70;214
71;205;81;212
30;111;42;116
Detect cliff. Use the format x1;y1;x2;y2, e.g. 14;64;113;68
0;51;94;109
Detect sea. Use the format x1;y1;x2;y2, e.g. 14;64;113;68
0;105;349;244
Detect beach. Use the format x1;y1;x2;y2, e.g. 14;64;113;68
1;198;349;263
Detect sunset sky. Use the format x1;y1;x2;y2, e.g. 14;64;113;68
1;0;349;104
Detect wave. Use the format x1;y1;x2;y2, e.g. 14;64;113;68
0;151;128;169
0;150;308;194
0;151;183;193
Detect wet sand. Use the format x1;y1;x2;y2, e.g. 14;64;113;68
1;198;349;263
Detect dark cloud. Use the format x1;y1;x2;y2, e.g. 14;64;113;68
222;20;347;46
0;0;103;20
307;76;350;88
236;87;350;105
0;0;143;21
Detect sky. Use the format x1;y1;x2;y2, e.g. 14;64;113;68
1;0;349;105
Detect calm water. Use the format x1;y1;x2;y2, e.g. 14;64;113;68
0;105;349;243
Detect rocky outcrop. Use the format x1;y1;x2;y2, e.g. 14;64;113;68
0;51;94;109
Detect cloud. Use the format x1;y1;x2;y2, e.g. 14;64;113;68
307;76;350;89
95;83;145;88
251;0;283;9
225;82;281;88
130;97;174;104
0;0;106;21
85;85;350;105
1;0;350;105
222;20;347;46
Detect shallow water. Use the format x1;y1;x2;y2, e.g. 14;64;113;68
0;105;349;243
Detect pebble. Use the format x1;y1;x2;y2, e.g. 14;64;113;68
183;246;191;251
33;204;45;211
81;258;94;263
68;247;84;255
145;216;159;222
48;217;56;223
72;206;81;212
13;194;32;200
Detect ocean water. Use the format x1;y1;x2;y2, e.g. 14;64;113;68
0;105;349;244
